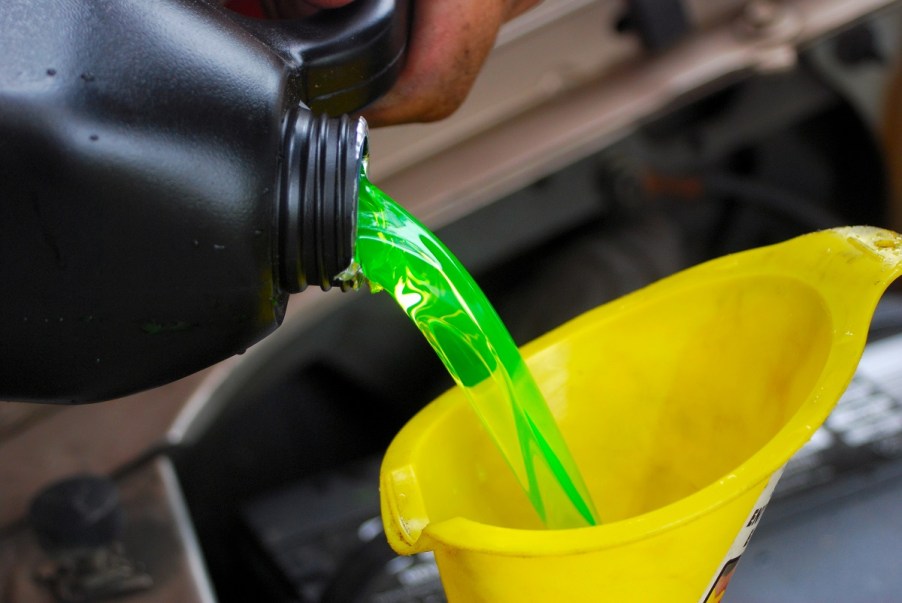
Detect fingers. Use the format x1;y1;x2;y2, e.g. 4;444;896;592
361;0;543;127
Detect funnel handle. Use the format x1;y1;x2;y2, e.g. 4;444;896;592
752;227;902;291
835;226;902;276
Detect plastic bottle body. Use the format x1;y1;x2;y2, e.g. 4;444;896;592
0;0;381;402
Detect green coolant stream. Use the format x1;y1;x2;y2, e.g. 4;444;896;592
355;174;598;529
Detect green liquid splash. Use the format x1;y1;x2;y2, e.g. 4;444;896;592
355;174;598;529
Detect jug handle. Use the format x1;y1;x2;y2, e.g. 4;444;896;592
233;0;411;115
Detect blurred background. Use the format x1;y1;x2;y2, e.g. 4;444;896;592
3;0;902;601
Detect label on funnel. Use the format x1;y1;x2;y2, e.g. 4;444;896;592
699;468;784;603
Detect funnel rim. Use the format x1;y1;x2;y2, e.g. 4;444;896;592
384;342;863;557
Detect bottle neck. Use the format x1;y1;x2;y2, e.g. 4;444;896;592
279;108;367;292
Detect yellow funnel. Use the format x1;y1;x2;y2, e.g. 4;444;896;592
380;227;902;602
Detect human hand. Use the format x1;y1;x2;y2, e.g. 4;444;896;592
264;0;543;126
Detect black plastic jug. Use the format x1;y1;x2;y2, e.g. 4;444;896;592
0;0;409;403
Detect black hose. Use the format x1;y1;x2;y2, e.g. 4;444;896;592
701;173;845;232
